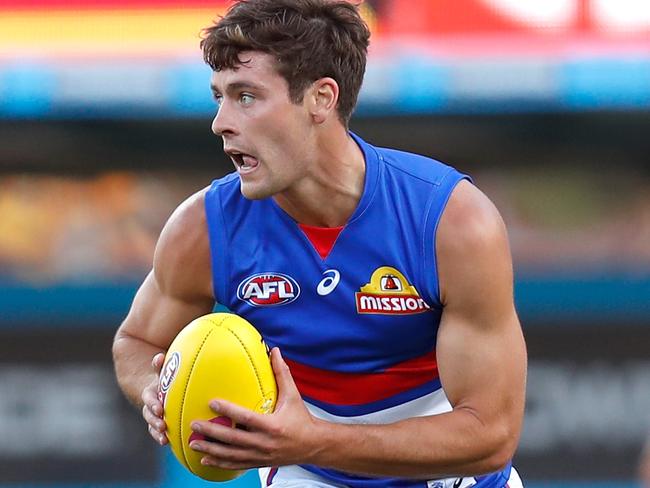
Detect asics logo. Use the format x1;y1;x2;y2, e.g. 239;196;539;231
317;269;340;296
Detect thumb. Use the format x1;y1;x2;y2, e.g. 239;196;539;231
271;348;300;403
152;352;165;372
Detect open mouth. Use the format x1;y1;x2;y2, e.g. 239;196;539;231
227;151;259;173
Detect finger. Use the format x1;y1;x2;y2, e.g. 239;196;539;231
142;393;164;418
200;455;252;471
152;352;165;371
191;418;256;448
143;404;167;433
142;381;165;417
199;452;258;470
148;424;169;446
142;385;159;405
189;439;264;467
208;400;267;431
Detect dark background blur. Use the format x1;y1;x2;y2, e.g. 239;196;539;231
1;1;649;487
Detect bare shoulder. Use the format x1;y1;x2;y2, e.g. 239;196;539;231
436;179;513;312
438;180;507;253
153;186;213;301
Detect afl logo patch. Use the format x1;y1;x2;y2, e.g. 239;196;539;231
237;273;300;307
158;351;180;406
160;352;180;393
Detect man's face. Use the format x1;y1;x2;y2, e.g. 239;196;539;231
210;52;314;200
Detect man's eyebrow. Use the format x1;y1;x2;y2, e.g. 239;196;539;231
210;81;264;93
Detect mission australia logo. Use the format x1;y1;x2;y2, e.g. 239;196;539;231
355;266;430;315
237;273;300;307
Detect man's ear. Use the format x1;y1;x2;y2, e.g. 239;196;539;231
307;77;339;124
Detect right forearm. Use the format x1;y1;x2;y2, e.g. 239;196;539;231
113;332;165;407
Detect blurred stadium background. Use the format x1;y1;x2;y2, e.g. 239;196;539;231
1;0;649;487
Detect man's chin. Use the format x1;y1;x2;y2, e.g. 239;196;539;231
239;182;272;201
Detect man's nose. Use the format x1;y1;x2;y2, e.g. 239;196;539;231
211;102;236;137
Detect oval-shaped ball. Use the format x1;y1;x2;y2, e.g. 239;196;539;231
158;312;277;481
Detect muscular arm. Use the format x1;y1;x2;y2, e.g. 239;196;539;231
311;180;527;477
112;189;215;407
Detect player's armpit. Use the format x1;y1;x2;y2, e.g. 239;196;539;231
435;179;527;472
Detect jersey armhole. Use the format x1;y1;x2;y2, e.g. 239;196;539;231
204;182;231;305
421;170;473;309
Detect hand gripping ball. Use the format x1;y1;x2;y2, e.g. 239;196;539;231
158;313;277;481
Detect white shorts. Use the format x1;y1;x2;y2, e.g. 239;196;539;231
258;465;524;488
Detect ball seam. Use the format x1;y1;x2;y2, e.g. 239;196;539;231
206;315;267;401
179;326;216;473
224;327;266;400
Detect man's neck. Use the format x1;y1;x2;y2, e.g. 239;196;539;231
273;129;366;227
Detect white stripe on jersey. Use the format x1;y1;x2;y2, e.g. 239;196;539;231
304;387;453;425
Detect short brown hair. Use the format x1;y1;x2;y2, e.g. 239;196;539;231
201;0;370;126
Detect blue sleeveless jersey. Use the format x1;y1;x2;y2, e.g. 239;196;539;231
205;133;512;488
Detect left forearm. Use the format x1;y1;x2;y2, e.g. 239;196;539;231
308;409;514;479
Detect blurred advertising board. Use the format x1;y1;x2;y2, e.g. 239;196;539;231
1;0;649;116
516;323;650;480
0;327;159;484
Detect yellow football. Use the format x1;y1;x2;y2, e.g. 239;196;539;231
158;312;277;481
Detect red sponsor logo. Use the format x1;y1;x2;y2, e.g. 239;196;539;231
237;273;300;307
355;266;431;315
355;293;430;314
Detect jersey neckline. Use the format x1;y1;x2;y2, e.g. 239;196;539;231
268;131;380;229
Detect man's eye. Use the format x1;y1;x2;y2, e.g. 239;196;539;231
240;94;254;105
213;95;223;107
